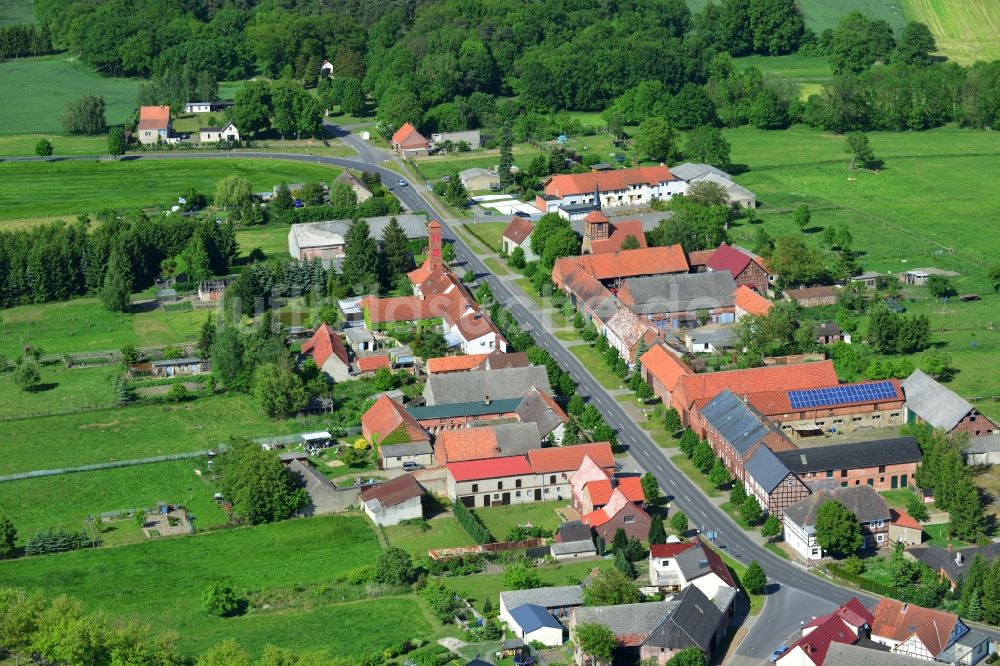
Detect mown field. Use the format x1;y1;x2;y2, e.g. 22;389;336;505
0;393;319;474
0;515;431;658
0;0;32;24
0;296;207;358
0;158;340;224
797;0;908;33
0;458;228;541
735;54;833;99
0;56;142;134
900;0;1000;64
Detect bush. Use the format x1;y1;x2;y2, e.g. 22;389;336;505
203;582;239;617
24;527;89;555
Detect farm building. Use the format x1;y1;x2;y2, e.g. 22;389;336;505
358;474;425;526
391;122;429;157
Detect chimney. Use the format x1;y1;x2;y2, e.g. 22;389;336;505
484;394;491;406
956;552;964;566
610;477;619;489
901;603;908;613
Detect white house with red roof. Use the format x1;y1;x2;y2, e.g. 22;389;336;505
501;216;538;261
301;323;351;381
536;166;685;217
648;539;737;599
137;105;172;145
391;122;429;157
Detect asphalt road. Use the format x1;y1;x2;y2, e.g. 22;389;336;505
7;132;998;660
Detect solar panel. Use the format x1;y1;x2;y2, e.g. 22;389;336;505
787;381;898;410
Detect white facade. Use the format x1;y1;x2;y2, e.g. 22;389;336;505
363;494;421;526
380;450;434;470
186;102;212;113
199;123;240;143
553;181;686;210
783;514;822;560
502;234;538;262
648;555;732;599
448;470;573;507
513;623;563;647
319;354;351;383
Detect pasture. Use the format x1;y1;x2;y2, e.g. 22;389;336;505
0;393;318;474
0;56;141;134
725;125;1000;290
900;0;1000;64
0;158;340;224
735;54;833;99
0;297;206;358
0;458;228;541
0;515;425;658
0;363;118;417
796;0;907;33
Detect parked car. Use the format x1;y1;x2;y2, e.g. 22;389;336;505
402;461;421;471
770;645;789;663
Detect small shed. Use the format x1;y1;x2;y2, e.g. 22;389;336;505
507;604;566;647
151;357;207;377
358;474;424;526
345;326;375;352
156;288;178;303
301;431;333;452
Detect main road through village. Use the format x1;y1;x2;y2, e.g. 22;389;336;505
6;124;999;662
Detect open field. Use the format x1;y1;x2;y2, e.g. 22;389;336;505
473;500;567;541
0;159;340;223
0;56;142;134
0;363;118;417
450;560;609;609
735;54;833;99
384;514;474;558
0;297;207;358
236;224;293;262
0;0;32;23
0;394;319;474
0;515;426;658
0;458;228;541
464;222;509;252
0;133;107;156
412;149;542;183
726;126;1000;290
901;0;1000;64
797;0;907;33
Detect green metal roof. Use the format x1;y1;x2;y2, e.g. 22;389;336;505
406;398;522;420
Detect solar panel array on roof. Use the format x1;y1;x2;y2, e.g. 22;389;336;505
787;381;897;410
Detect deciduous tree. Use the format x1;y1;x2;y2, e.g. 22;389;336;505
635;116;678;162
684;124;731;166
216;438;307;524
743;560;766;594
374;547;416;585
815;500;862;557
845;131;875;169
583;568;641;606
575;623;616;664
895;22;936;65
671;511;688;534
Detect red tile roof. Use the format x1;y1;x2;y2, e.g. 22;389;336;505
707;242;753;276
357;354;391;373
427;354;490;374
585;476;644;505
301;323;349;369
363;296;434;324
362;395;428;445
544;166;677;198
590;220;648;254
527;442;615;473
744;379;902;416
358;473;423;507
872;599;960;656
677;361;839;410
786;286;839;300
733;285;773;316
783;616;857;666
407;259;436;286
890;508;923;531
391;122;428;148
553;245;688;283
649;542;699;558
640;344;693;393
502;217;534;245
687;249;716;267
436;427;502;463
138;105;170;130
447;455;533;482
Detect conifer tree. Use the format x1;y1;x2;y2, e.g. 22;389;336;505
341;218;380;293
101;246;132;312
380;216;410;284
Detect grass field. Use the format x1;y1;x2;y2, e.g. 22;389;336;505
0;515;424;658
412;149;543;183
901;0;1000;64
0;159;340;224
0;56;142;134
383;514;474;558
0;297;207;358
0;458;228;541
0;0;33;23
0;133;107;156
235;224;294;262
797;0;907;33
0;363;118;417
735;54;833;99
0;394;317;474
464;222;509;253
450;560;609;609
473;501;567;541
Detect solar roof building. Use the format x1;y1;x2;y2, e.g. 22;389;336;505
743;379;906;437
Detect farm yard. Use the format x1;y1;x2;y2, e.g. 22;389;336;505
0;158;341;227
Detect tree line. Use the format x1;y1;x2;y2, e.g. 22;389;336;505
0;211;236;310
0;23;53;60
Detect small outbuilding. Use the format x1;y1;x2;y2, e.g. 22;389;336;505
507;604;566;646
357;474;424;526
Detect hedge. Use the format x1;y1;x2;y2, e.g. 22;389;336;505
453;501;493;545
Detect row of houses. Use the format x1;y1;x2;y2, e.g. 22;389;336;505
136;105;240;145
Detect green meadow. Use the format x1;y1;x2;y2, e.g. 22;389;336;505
0;515;431;658
0;158;340;224
0;363;118;417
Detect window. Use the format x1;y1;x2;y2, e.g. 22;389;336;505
890;412;899;418
901;474;907;487
826;471;834;478
550;475;556;484
833;419;843;425
878;465;886;473
544;488;549;494
472;484;479;493
841;469;848;478
852;417;863;423
493;494;500;499
515;491;521;497
867;479;874;486
624;515;636;524
515;479;522;488
841;482;848;487
876;533;886;543
872;414;881;420
498;482;503;490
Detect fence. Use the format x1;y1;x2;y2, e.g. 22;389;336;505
428;538;546;560
0;450;215;483
826;563;899;598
